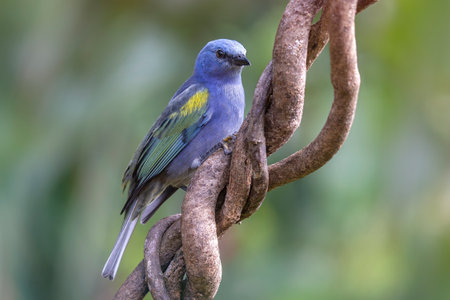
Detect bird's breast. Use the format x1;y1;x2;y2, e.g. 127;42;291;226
209;83;245;125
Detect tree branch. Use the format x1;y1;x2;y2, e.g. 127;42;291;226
181;151;231;299
114;261;148;300
265;0;325;155
144;215;180;300
268;0;361;189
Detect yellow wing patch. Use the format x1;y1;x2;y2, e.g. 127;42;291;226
179;89;209;117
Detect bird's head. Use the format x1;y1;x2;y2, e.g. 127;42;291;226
194;39;250;80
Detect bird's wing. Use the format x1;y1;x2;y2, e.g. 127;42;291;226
121;84;211;214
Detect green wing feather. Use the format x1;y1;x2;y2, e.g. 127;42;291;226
120;85;210;214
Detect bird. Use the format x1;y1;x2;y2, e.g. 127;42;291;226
102;39;250;280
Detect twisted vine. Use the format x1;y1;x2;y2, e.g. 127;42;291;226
114;0;377;299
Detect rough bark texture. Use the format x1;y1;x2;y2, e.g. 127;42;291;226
114;0;378;299
144;215;180;300
181;151;230;299
265;0;324;155
268;0;362;190
114;261;148;300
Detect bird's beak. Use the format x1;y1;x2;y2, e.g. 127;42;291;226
231;54;251;66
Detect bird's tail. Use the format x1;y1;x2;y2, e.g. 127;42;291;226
102;200;138;280
140;186;178;224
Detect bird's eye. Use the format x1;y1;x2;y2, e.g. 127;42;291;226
216;50;226;59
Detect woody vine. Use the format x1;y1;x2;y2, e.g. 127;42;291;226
114;0;377;299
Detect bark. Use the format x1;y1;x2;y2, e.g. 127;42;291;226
144;215;180;300
114;261;148;300
181;151;230;299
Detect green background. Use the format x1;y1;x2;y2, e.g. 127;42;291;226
1;0;449;299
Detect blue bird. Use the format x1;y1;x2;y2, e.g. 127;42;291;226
102;39;250;280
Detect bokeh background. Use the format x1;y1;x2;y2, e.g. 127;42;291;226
1;0;449;299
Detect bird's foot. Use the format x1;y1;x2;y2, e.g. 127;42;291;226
221;134;237;155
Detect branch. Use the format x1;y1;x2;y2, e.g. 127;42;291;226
217;62;272;228
181;150;231;299
265;0;325;155
307;0;378;69
144;215;181;300
239;63;271;219
114;261;148;300
268;0;362;189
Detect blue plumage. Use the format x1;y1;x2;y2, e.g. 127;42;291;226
102;39;250;280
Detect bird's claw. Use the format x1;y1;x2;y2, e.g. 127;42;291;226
221;134;237;155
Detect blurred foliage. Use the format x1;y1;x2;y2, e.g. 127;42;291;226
1;0;449;299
